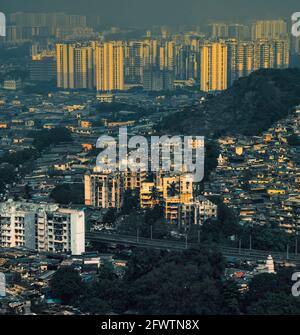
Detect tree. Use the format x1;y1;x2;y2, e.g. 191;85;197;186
245;269;294;306
241;268;300;314
126;247;226;315
80;297;111;315
102;208;118;225
23;184;32;200
240;225;293;252
80;262;124;314
221;280;241;315
145;205;164;226
288;134;300;146
199;198;240;245
32;127;72;150
150;186;161;204
121;189;139;215
0;165;15;193
50;184;84;205
125;249;165;282
246;292;300;315
167;181;180;197
50;267;84;305
1;149;37;167
204;141;220;181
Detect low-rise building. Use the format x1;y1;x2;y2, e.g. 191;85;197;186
3;79;22;91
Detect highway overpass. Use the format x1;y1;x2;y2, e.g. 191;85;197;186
86;232;300;265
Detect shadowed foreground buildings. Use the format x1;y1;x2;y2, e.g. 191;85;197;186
178;196;218;226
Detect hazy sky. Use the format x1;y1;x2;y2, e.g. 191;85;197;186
1;0;300;27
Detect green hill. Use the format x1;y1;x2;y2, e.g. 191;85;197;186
158;69;300;137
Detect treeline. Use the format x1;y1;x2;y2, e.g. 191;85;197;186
48;248;300;315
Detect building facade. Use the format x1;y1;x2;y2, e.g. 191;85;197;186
56;43;94;89
251;20;288;40
178;196;218;227
0;201;85;255
95;42;124;92
200;42;228;92
29;53;56;82
84;170;123;209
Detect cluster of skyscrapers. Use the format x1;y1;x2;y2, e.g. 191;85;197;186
53;19;290;93
55;40;175;91
0;14;292;93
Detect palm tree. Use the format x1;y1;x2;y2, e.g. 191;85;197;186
150;186;160;203
167;181;180;197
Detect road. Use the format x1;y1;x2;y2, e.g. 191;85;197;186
86;232;300;264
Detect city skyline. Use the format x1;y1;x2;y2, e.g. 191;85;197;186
0;1;300;318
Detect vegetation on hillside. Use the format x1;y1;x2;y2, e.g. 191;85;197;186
159;69;300;137
49;248;300;315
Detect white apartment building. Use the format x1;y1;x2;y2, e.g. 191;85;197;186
0;201;85;255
